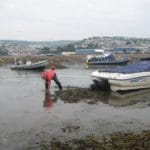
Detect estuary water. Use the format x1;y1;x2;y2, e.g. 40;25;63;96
0;65;150;150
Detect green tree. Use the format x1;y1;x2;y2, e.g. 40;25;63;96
87;43;96;48
57;44;75;52
40;47;50;54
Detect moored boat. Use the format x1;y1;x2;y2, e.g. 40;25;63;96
91;61;150;91
10;60;49;70
86;52;129;65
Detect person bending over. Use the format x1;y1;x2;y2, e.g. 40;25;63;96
41;65;62;91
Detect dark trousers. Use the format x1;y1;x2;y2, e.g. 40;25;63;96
45;80;50;91
53;75;62;90
45;74;62;91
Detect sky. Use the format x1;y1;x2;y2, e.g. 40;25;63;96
0;0;150;41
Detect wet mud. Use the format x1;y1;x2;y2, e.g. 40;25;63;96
1;53;150;67
27;130;150;150
55;86;150;107
30;87;149;149
56;86;110;104
0;65;150;150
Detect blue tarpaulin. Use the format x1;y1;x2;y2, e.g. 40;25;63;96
104;61;150;74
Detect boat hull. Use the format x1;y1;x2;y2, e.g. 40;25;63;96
87;59;129;65
91;71;150;91
109;75;150;91
85;52;130;65
10;60;48;70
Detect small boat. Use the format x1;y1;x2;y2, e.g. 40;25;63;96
91;61;150;91
85;53;129;65
10;60;49;70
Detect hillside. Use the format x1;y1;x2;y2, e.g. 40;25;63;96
75;36;150;50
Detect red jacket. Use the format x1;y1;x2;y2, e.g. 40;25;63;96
41;69;56;82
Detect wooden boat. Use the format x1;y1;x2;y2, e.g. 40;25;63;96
10;60;48;70
91;61;150;91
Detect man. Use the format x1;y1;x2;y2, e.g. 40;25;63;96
41;65;62;91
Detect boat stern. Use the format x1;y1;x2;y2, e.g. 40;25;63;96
91;70;110;90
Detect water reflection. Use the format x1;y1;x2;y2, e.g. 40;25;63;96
58;88;150;107
11;69;42;76
43;91;57;109
108;89;150;106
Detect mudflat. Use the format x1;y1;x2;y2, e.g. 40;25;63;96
0;53;150;67
0;54;150;150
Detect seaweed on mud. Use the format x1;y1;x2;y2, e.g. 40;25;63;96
32;130;150;150
55;87;110;103
61;125;80;133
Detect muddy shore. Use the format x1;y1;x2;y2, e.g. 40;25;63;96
0;54;150;150
0;54;84;68
55;87;109;104
25;87;150;150
29;130;150;150
0;53;150;67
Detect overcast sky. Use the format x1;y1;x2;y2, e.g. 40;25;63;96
0;0;150;41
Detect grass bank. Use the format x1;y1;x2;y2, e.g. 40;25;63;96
0;53;150;67
0;55;85;68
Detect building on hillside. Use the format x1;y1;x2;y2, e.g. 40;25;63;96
113;47;140;54
61;51;76;56
75;49;105;55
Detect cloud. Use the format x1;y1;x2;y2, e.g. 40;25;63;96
0;0;150;40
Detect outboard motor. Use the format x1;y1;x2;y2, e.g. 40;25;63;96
90;79;110;91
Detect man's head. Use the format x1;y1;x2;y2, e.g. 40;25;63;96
51;65;55;70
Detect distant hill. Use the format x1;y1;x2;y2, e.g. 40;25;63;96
74;36;150;50
1;36;150;53
0;40;76;47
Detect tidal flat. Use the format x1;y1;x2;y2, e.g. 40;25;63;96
0;56;150;150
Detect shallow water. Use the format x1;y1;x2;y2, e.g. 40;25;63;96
0;65;150;150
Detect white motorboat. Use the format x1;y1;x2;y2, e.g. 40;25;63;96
10;60;48;70
91;61;150;91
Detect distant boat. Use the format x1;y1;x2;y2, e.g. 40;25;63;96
61;51;76;56
85;52;129;65
10;60;48;70
46;53;53;56
91;61;150;91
